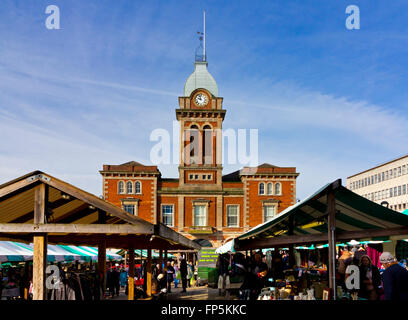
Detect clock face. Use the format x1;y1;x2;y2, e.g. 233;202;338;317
195;93;208;106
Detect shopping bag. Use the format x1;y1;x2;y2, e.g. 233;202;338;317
218;275;224;289
225;275;231;289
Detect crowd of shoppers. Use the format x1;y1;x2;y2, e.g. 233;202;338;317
150;257;196;294
338;247;408;300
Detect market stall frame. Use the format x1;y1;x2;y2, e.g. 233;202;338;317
234;179;408;300
0;171;201;300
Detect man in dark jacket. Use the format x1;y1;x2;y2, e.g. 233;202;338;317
380;252;408;300
179;257;188;293
166;261;175;293
106;265;117;298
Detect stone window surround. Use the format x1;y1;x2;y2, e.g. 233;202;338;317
259;182;282;196
261;199;279;223
118;180;125;194
118;180;142;195
192;199;210;227
161;204;175;227
226;204;240;228
126;181;133;194
188;173;212;181
120;198;140;216
259;182;265;195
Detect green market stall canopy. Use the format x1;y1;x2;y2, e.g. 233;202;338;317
234;179;408;251
0;241;121;262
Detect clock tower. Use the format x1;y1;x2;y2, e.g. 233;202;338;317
100;12;299;248
176;58;226;191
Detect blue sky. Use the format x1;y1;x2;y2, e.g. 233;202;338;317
0;0;407;199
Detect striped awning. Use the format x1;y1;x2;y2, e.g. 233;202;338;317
0;241;122;263
58;245;122;261
115;249;174;258
0;241;33;262
236;180;408;245
215;240;236;254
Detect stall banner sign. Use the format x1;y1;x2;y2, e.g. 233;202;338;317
198;248;218;267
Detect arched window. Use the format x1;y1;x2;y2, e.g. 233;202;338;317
118;181;124;194
267;183;273;195
189;125;199;164
135;181;141;194
275;183;282;195
126;181;133;194
259;183;265;195
203;125;212;164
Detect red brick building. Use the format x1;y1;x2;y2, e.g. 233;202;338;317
100;58;299;248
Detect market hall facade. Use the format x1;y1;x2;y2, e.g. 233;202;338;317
100;57;299;248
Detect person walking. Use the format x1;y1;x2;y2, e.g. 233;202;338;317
180;257;188;293
216;253;230;296
119;266;127;289
166;261;175;293
172;261;179;289
338;250;353;289
359;255;381;300
154;263;166;292
106;265;116;298
187;261;193;288
380;252;408;300
194;262;198;287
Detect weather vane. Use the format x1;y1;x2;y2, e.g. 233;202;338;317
195;11;206;62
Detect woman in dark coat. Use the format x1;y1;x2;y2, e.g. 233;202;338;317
359;255;381;300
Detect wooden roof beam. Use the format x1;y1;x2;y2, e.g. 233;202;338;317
235;226;408;250
0;223;154;235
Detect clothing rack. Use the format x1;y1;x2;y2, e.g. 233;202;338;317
49;270;102;300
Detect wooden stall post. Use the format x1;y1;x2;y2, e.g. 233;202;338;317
128;246;135;300
327;188;337;300
159;249;163;271
33;183;48;300
98;240;106;298
146;249;152;297
33;234;47;300
288;215;296;268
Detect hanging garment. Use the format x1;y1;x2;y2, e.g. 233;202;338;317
265;251;272;270
367;244;383;269
294;250;301;267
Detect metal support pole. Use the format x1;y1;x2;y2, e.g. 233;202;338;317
128;247;135;300
327;189;337;300
146;249;152;297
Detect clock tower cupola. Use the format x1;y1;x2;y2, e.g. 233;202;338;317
176;16;226;190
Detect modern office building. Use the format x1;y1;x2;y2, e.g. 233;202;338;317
346;155;408;212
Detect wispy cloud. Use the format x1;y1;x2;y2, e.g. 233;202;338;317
1;0;407;201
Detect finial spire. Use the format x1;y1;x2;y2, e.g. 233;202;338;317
195;11;207;62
